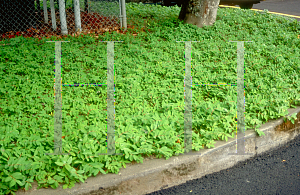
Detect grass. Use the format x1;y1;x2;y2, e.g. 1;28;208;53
1;2;300;194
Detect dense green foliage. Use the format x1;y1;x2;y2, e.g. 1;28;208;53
0;2;299;194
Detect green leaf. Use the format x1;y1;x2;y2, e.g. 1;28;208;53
53;175;63;182
122;162;126;169
16;180;24;186
58;172;66;177
64;164;72;172
99;168;107;175
9;179;16;188
25;182;32;191
5;176;12;182
11;172;23;180
55;162;65;166
78;176;85;183
48;179;55;184
63;184;69;189
74;160;84;164
68;181;75;189
291;119;295;124
76;170;85;174
66;156;73;165
50;181;59;189
93;169;99;176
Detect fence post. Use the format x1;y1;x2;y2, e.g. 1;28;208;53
43;0;49;24
119;0;123;28
49;0;58;31
73;0;82;34
58;0;68;35
121;0;127;30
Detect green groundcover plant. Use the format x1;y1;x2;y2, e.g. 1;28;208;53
1;2;300;194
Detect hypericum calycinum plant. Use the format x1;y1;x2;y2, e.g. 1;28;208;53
0;2;299;195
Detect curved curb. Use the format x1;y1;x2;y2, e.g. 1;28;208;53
15;105;300;195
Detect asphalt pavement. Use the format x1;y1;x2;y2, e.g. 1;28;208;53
146;1;300;194
146;133;300;195
226;0;300;22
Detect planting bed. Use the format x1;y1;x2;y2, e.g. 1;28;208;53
1;2;300;195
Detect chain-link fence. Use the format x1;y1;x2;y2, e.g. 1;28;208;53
0;0;127;41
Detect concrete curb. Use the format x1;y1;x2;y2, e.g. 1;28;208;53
16;106;300;195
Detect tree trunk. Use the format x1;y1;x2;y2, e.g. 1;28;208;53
178;0;220;28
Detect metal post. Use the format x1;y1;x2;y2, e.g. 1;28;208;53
58;0;68;35
50;0;57;31
119;0;123;28
121;0;127;30
43;0;49;24
73;0;82;34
